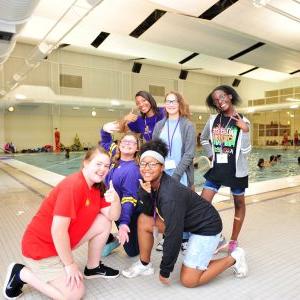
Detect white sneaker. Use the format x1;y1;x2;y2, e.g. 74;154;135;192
231;247;248;278
122;260;154;278
156;238;164;251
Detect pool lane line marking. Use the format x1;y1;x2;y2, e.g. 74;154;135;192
0;163;51;199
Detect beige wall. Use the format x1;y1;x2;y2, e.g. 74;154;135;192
1;42;300;151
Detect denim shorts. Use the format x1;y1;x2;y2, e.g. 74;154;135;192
183;233;220;270
203;179;245;196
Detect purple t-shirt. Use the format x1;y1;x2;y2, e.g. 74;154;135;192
127;107;165;141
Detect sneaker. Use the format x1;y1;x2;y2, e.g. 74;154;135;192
3;263;25;300
231;247;248;278
156;238;164;251
101;237;120;257
84;262;119;279
181;241;188;255
122;260;154;278
228;240;238;253
214;234;227;254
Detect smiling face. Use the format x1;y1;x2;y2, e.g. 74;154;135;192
212;90;234;113
164;93;179;117
83;151;110;186
135;95;152;115
119;134;138;157
139;156;163;183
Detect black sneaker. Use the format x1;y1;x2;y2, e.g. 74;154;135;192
84;262;119;279
3;263;25;299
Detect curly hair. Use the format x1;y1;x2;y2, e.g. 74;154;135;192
140;138;169;159
206;85;241;112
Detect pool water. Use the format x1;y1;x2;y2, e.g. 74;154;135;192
13;149;300;188
13;152;84;176
194;148;300;188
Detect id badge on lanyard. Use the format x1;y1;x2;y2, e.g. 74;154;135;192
216;153;228;164
165;159;176;170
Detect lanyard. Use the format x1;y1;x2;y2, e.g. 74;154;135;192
167;119;180;156
151;190;158;222
219;114;232;130
144;115;157;141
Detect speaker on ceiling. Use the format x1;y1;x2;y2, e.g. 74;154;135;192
232;78;241;87
132;62;142;73
179;70;188;80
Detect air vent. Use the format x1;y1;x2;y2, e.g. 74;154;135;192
60;74;82;88
149;85;165;97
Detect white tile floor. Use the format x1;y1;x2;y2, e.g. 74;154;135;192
1;160;300;299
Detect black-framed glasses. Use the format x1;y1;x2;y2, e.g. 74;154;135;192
120;139;137;145
213;94;228;102
165;99;178;105
140;161;162;169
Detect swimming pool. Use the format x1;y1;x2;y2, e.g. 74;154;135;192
12;148;300;189
12;152;84;176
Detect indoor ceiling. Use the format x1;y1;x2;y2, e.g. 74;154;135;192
16;0;300;83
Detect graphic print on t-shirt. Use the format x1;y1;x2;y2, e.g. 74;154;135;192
212;122;239;156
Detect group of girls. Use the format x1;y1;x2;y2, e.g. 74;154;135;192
3;85;251;299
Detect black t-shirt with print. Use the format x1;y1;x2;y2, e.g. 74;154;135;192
205;113;248;189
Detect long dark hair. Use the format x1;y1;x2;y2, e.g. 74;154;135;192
206;85;241;112
135;91;160;118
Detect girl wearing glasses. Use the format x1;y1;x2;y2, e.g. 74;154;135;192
100;123;141;257
3;147;121;300
122;139;247;285
200;85;251;254
119;91;165;142
152;91;196;253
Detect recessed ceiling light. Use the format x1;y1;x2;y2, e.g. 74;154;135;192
72;106;80;110
91;110;97;117
8;106;14;112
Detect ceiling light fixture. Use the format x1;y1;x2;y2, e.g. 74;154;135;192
252;0;270;8
15;94;26;100
253;0;300;23
91;109;97;117
286;97;300;102
8;106;14;112
290;105;298;109
111;100;120;106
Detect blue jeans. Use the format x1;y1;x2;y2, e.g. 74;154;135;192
183;233;221;270
203;179;245;196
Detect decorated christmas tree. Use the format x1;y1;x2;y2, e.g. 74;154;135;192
70;133;83;151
